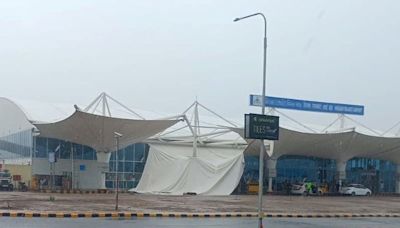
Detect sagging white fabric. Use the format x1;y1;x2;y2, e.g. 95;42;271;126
133;143;245;195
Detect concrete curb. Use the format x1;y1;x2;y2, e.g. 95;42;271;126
0;211;399;218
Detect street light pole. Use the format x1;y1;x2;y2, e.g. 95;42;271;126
114;132;123;211
234;13;267;228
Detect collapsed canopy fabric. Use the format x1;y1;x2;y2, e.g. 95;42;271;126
133;143;245;195
35;111;179;152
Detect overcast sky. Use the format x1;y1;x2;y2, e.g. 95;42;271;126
1;0;400;131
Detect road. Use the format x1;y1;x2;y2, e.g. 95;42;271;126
0;217;400;228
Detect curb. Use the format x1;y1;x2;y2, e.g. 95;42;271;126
0;211;399;218
33;190;400;196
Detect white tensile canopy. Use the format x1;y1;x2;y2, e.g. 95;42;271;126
234;127;400;164
35;111;180;153
133;143;245;195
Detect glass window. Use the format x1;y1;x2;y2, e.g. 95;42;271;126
73;144;82;160
105;181;114;189
109;161;116;172
48;138;60;159
110;152;116;161
60;141;71;159
117;148;124;161
83;146;94;160
134;162;145;173
125;162;134;172
126;181;135;189
135;144;145;162
106;143;149;189
35;137;47;158
134;173;142;182
118;162;124;172
125;173;135;181
105;172;115;180
125;145;134;161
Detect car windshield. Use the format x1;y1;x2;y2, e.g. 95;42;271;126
348;184;363;188
0;173;10;178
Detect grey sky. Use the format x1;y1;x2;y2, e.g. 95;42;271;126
1;0;400;131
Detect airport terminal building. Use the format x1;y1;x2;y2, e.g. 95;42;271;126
1;93;400;194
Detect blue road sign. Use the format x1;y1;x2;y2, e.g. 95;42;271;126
80;164;86;171
249;95;364;116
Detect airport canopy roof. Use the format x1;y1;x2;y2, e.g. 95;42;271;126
233;127;400;164
35;111;180;152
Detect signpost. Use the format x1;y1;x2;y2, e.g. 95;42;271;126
48;152;55;191
244;113;279;228
245;114;279;140
250;95;364;116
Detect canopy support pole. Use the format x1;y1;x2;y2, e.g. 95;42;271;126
192;102;199;157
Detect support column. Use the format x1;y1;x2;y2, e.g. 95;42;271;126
96;152;111;189
396;164;400;194
336;160;347;191
266;158;277;192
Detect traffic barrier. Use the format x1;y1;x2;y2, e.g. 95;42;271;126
0;211;399;218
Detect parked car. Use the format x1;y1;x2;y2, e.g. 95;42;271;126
291;182;325;195
0;178;13;191
291;183;307;195
340;184;371;196
0;171;13;191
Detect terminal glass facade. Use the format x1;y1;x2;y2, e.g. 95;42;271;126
34;137;97;160
346;158;396;193
0;129;32;160
105;143;149;189
276;155;337;191
34;137;149;190
238;155;397;193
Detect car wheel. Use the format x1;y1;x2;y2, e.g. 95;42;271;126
351;192;356;196
366;192;371;196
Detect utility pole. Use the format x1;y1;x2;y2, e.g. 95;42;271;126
114;132;123;211
234;12;268;228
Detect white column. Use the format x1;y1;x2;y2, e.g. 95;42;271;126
396;164;400;194
336;160;347;190
266;158;277;192
96;152;111;189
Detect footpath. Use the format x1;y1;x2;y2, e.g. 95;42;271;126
0;192;399;218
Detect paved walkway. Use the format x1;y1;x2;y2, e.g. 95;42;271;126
0;192;399;215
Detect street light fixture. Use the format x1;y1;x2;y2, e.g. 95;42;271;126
114;132;123;211
234;12;267;228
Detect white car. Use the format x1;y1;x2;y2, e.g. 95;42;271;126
340;184;372;196
290;183;323;195
291;183;307;195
